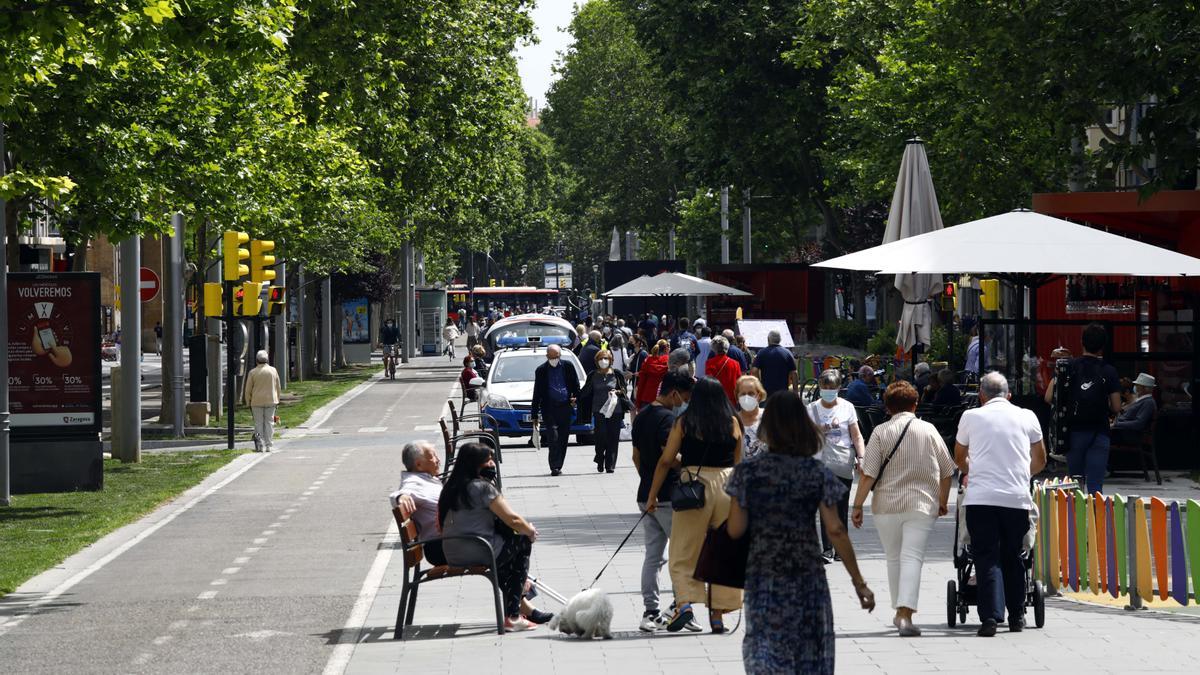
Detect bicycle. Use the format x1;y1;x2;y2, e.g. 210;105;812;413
381;343;399;379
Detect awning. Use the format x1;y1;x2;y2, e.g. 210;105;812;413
814;209;1200;277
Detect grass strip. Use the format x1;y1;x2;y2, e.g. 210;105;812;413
205;364;377;429
0;449;245;597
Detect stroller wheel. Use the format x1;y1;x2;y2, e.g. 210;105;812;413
1033;580;1046;628
947;580;958;627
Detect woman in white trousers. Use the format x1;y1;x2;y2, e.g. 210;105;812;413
850;380;954;637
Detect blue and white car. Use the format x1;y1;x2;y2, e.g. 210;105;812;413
481;341;593;442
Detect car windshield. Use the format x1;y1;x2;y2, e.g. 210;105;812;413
490;353;576;384
489;322;573;344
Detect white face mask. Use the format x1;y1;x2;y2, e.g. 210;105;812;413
548;358;560;367
738;394;759;412
597;359;611;370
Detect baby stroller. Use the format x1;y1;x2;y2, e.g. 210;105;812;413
947;475;1046;628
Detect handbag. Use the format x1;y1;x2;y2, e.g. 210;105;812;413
693;521;749;589
670;466;706;510
618;420;632;442
871;418;915;492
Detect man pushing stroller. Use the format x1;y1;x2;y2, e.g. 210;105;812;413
954;373;1047;637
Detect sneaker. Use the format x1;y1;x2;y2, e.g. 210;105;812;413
683;617;703;633
639;612;665;632
977;619;998;637
666;603;694;633
504;616;537;632
527;609;554;625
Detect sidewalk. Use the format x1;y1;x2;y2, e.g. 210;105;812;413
342;432;1200;674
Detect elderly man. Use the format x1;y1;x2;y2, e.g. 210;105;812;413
243;349;282;452
722;329;750;372
954;373;1046;637
391;441;554;624
913;361;932;393
1111;372;1157;443
579;330;603;375
531;344;581;476
844;365;878;407
668;346;694;377
750;329;797;396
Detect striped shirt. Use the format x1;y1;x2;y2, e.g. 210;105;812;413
861;412;955;517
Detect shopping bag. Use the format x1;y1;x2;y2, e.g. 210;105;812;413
599;390;619;419
532;422;541;451
619;420;632;442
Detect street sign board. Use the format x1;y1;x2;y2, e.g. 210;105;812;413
139;266;160;302
543;261;573;289
737;319;795;349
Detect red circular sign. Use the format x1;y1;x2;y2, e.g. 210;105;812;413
139;267;160;303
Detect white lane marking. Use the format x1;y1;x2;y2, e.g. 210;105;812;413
253;538;269;545
261;530;276;536
234;556;251;564
221;567;241;575
244;547;261;554
278;515;290;520
210;579;227;586
356;426;388;433
169;620;189;630
152;635;174;646
0;452;269;637
321;517;399;675
132;652;153;666
307;375;382;429
197;591;218;600
412;424;440;432
269;522;282;528
302;491;314;496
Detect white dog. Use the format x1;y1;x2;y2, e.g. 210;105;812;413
548;588;614;639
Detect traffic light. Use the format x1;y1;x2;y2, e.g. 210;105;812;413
203;283;224;317
232;285;245;315
222;231;250;281
266;286;286;316
980;278;1001;311
241;281;263;316
489;278;496;287
940;281;957;312
250;239;276;284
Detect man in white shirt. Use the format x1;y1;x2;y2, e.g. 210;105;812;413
392;441;447;564
954;372;1046;637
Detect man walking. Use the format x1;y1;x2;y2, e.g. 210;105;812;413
244;349;282;452
722;329;750;372
954;373;1046;636
531;344;580;476
750;329;797;396
632;372;694;632
1044;322;1121;493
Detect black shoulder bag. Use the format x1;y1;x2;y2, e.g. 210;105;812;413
671;465;705;510
870;418;915;492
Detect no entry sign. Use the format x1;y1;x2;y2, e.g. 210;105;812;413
139;267;160;302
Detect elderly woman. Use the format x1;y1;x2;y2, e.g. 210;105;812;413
735;375;767;460
705;335;743;402
850;381;954;637
807;369;866;561
578;348;631;473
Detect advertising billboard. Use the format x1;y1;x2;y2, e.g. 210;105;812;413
341;297;370;344
7;272;102;434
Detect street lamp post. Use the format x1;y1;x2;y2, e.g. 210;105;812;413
592;264;598;295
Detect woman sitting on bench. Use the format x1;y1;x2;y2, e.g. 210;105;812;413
438;442;546;632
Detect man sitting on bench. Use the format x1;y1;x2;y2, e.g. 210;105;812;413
1111;373;1157;444
390;440;553;624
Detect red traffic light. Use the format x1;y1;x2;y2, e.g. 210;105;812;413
944;282;956;297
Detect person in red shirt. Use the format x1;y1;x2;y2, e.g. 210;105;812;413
635;339;672;411
460;356;481;402
705;336;743;402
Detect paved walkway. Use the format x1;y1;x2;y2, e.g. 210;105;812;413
345;410;1200;674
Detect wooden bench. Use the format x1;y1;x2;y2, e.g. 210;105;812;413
392;507;505;639
1110;413;1160;485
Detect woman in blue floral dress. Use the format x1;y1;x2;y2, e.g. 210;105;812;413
727;391;876;675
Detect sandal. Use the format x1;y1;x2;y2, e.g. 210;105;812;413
709;614;725;634
666;603;694;633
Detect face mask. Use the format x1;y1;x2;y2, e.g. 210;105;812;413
479;466;497;481
738;395;759;412
597;359;611;370
673;402;689;417
548;358;560;367
820;389;839;403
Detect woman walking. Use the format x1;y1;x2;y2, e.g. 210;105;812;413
850;381;954;636
807;369;867;561
634;339;670;411
735;375;767;460
438;443;550;631
726;392;875;674
645;377;743;633
578;349;631;473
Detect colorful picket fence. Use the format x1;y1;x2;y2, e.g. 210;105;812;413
1032;478;1200;606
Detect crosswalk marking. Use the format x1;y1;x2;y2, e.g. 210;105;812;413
356;426;388;433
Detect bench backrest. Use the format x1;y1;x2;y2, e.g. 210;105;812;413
393;507;424;568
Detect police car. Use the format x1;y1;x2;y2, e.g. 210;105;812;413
480;336;593;442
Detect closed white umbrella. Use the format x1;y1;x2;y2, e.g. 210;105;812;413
885;140;944;353
609;227;622;261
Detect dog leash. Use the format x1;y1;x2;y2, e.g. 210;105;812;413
585;509;650;589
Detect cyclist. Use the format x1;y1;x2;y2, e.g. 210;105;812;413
380;318;401;378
